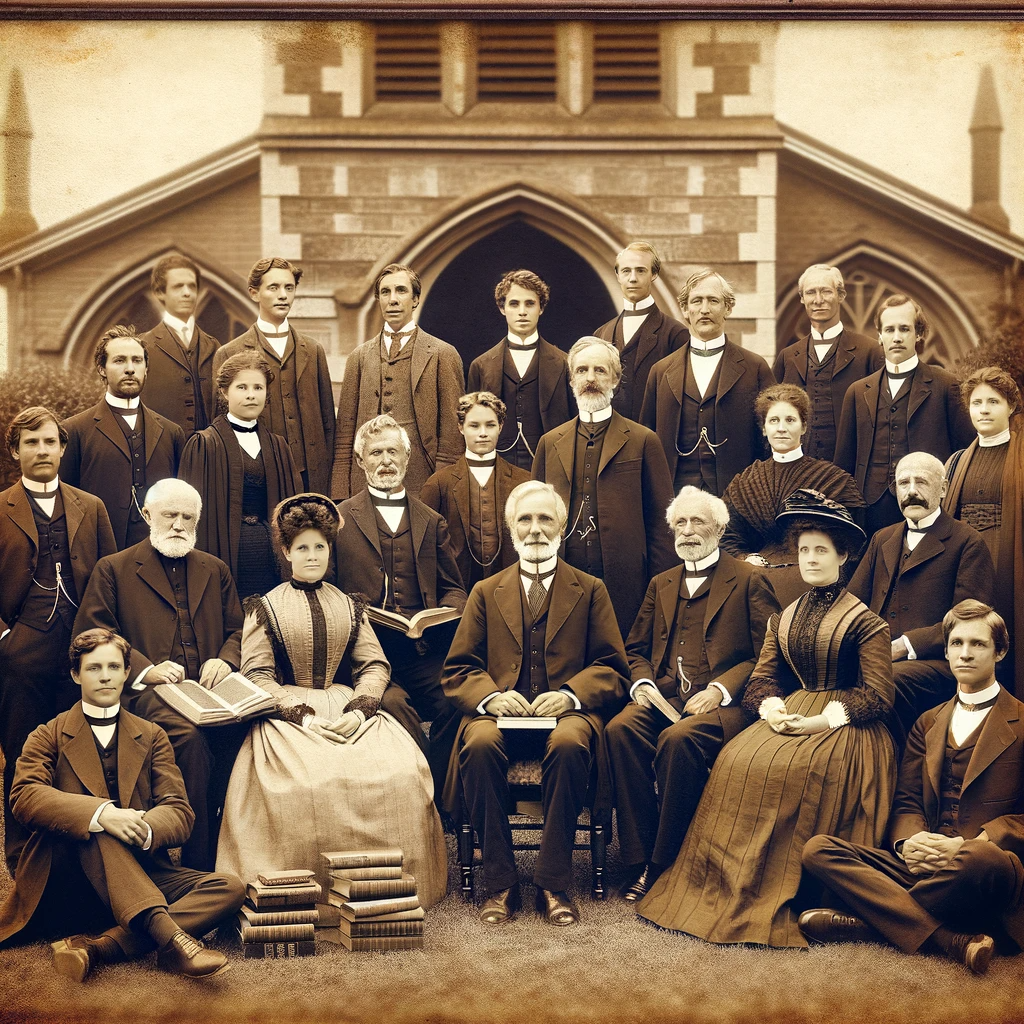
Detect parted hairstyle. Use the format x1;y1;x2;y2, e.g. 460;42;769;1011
248;257;302;291
678;267;736;314
942;599;1009;658
755;383;811;429
374;262;421;301
874;293;928;341
959;365;1020;413
6;405;68;455
272;494;342;550
494;269;550;311
784;517;861;559
151;254;201;295
94;324;148;373
614;240;662;278
216;349;276;393
69;628;132;674
504;479;568;534
457;391;507;428
353;414;412;460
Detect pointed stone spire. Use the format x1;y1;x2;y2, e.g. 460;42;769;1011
968;65;1009;232
0;68;38;246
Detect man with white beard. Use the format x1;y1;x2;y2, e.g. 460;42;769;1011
604;486;779;902
74;478;244;870
441;481;629;926
532;337;675;638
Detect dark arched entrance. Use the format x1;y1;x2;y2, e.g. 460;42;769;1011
418;220;617;368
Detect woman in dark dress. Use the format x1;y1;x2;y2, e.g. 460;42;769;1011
720;384;863;606
179;350;301;598
638;490;896;948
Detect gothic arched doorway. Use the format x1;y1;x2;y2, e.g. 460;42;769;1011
417;220;618;368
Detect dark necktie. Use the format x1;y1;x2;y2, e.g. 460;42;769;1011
526;567;557;618
956;694;998;712
373;495;407;508
466;454;496;465
83;711;119;728
385;331;414;358
230;421;259;433
508;340;539;351
690;344;724;358
622;308;650;318
23;486;55;502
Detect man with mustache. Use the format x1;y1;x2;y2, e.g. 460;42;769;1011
61;325;185;550
442;481;629;926
333;414;468;795
848;452;994;738
73;479;244;870
605;486;779;901
0;406;116;875
532;336;675;637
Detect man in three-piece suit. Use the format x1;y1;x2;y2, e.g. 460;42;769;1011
215;257;337;495
606;487;780;901
466;269;572;471
442;481;629;926
835;293;974;536
140;254;221;437
74;479;244;871
332;263;464;500
801;601;1024;976
533;336;675;638
772;264;884;462
333;414;468;794
640;267;775;497
848;452;995;738
0;628;244;981
0;407;117;875
592;241;689;423
62;325;185;550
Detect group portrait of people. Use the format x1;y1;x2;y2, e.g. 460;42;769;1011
0;239;1022;985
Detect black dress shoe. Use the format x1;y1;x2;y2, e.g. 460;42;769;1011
948;932;995;976
535;888;579;926
479;884;521;925
798;909;876;944
623;865;661;902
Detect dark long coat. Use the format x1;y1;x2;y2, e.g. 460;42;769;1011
140;322;221;436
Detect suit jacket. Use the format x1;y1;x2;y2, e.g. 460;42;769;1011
140;322;221;436
887;687;1024;945
847;509;995;661
331;328;465;500
441;559;629;814
532;410;676;636
333;489;468;613
594;304;689;422
466;336;573;434
639;338;775;495
835;362;975;499
772;329;884;459
73;538;243;679
0;481;116;633
61;399;185;550
625;553;780;702
419;455;531;589
215;326;337;495
0;703;193;944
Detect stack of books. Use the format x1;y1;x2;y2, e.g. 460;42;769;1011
238;869;323;959
316;848;424;951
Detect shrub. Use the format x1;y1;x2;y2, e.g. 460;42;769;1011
955;303;1024;394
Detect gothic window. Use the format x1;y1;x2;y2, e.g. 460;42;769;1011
476;23;557;103
374;23;442;102
593;23;661;103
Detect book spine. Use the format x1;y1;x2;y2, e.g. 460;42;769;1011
341;935;424;952
242;905;319;926
342;896;421;919
332;877;417;900
246;884;322;908
342;921;425;938
258;872;315;887
330;865;404;881
238;920;316;942
320;850;404;869
241;940;316;959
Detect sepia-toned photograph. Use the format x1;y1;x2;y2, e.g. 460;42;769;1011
0;8;1022;1023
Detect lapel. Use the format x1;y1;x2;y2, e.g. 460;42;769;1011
879;523;906;582
59;482;85;552
666;347;686;406
963;688;1019;793
493;566;524;653
151;322;190;371
407;495;429;561
96;400;131;460
185;551;212;622
496;457;516;510
598;412;630;475
908;363;932;422
350;490;383;557
410;328;432;393
537;338;562;412
633;308;661;369
704;556;737;632
117;712;148;809
141;404;165;465
450;458;471;533
833;332;858;376
657;566;683;642
715;339;745;403
923;698;955;815
552;421;576;489
901;512;951;574
477;341;504;392
60;705;108;800
860;370;882;426
545;559;583;646
790;338;809;383
136;539;177;608
291;327;309;383
6;481;38;547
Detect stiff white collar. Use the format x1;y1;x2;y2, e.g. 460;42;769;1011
810;322;844;342
22;475;59;494
384;321;416;335
465;448;496;462
623;296;655;312
82;700;121;719
886;354;919;375
978;428;1011;448
772;446;804;464
227;412;259;429
906;506;941;531
163;311;195;336
507;330;539;347
105;393;141;411
690;335;726;353
958;680;1000;705
257;316;290;335
684;549;720;573
519;555;558;575
368;485;406;501
578;404;613;424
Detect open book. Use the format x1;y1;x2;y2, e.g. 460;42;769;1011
153;672;276;726
366;605;460;639
634;682;682;724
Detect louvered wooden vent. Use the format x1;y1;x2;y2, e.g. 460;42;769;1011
477;23;557;102
593;23;661;102
374;23;442;102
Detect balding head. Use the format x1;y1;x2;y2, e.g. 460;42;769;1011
895;452;947;524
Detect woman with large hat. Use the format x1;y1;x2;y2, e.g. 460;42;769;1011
638;489;896;947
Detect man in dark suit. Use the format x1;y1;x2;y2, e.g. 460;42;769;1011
466;270;572;471
62;325;185;550
640;267;775;497
215;257;337;495
606;486;779;901
0;406;117;875
593;241;689;423
0;628;244;981
772;264;883;462
332;263;464;500
533;336;675;638
74;479;244;870
801;600;1024;976
442;481;629;925
420;391;532;592
848;452;995;737
139;254;221;437
835;293;974;536
334;414;468;794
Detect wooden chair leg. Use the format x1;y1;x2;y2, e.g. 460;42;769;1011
459;823;475;900
591;820;607;900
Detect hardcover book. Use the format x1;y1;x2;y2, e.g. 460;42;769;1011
153;672;275;726
241;940;316;959
366;605;460;639
241;904;319;927
633;682;682;724
339;895;421;920
257;869;315;887
330;873;417;901
338;934;424;952
236;914;316;943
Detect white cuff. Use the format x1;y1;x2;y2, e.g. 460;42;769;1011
630;678;655;700
141;821;153;851
708;682;732;706
822;700;850;729
758;696;786;720
477;691;501;715
560;687;582;711
132;666;153;691
88;800;114;832
301;713;315;729
902;636;917;661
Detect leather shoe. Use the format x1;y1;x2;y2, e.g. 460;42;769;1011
535;887;579;926
156;930;231;979
479;884;521;925
51;934;125;983
948;932;995;976
623;866;655;902
798;909;876;945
